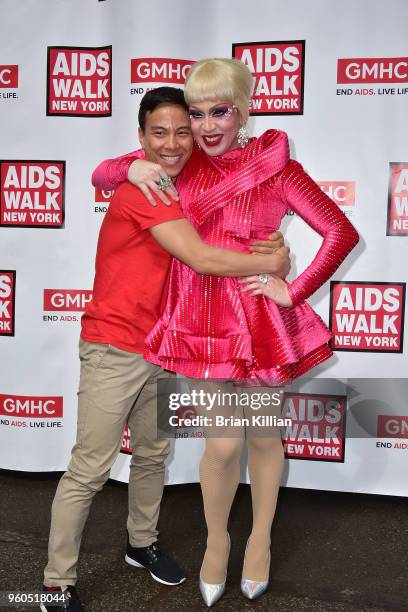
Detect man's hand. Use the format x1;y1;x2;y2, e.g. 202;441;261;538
261;245;290;279
128;160;179;206
250;230;285;254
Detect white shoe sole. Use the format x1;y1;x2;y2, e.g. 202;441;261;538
125;554;186;586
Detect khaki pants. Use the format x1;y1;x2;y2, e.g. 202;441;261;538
44;339;171;586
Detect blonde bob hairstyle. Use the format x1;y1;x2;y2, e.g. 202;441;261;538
184;58;253;123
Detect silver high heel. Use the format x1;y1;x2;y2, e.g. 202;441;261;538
199;533;230;607
240;539;270;600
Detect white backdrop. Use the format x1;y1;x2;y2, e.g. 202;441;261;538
0;0;407;496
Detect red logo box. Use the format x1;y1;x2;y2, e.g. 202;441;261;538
120;423;132;454
43;289;93;311
0;65;18;88
378;415;408;438
173;404;198;429
94;187;114;205
47;46;112;117
317;181;356;208
329;281;406;353
0;271;16;336
387;162;408;236
130;58;193;85
282;393;346;462
0;394;63;418
233;40;305;115
337;57;408;84
0;161;65;228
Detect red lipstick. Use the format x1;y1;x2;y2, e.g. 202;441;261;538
202;135;223;147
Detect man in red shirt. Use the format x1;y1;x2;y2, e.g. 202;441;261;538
41;87;289;612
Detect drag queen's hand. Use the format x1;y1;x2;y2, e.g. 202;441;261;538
239;274;293;307
128;160;179;206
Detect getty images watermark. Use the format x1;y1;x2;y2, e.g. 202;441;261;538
151;377;408;447
156;379;291;438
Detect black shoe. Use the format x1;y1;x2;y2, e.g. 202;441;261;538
40;586;84;611
125;539;186;586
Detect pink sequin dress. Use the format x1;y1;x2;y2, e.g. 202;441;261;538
92;130;359;384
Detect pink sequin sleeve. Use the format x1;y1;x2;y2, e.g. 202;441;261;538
276;160;359;306
91;149;145;191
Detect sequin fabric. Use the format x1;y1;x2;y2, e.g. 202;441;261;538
91;149;145;191
93;130;359;384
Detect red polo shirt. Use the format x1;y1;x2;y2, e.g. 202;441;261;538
81;181;184;352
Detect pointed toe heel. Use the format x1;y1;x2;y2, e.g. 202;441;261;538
241;539;270;601
240;576;269;600
199;576;226;607
199;533;230;607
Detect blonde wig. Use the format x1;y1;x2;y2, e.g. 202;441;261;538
184;58;253;122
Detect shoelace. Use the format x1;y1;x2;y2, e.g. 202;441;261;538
62;588;71;611
146;544;164;563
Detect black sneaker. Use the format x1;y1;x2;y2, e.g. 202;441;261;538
125;539;186;586
40;586;84;611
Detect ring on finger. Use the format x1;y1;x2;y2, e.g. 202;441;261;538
157;175;172;191
258;273;269;284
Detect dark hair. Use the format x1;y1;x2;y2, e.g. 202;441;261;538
138;87;189;132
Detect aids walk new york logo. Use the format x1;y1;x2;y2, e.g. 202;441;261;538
233;40;305;115
47;46;112;116
387;163;408;236
0;65;19;101
282;393;346;462
0;161;65;228
329;281;406;352
336;55;408;98
0;271;16;336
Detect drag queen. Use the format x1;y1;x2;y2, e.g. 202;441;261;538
92;58;359;605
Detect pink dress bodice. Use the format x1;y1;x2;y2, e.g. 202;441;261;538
92;130;359;383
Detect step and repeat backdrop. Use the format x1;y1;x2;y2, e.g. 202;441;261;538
0;0;407;495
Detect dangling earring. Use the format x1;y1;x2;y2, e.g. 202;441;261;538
237;124;249;148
